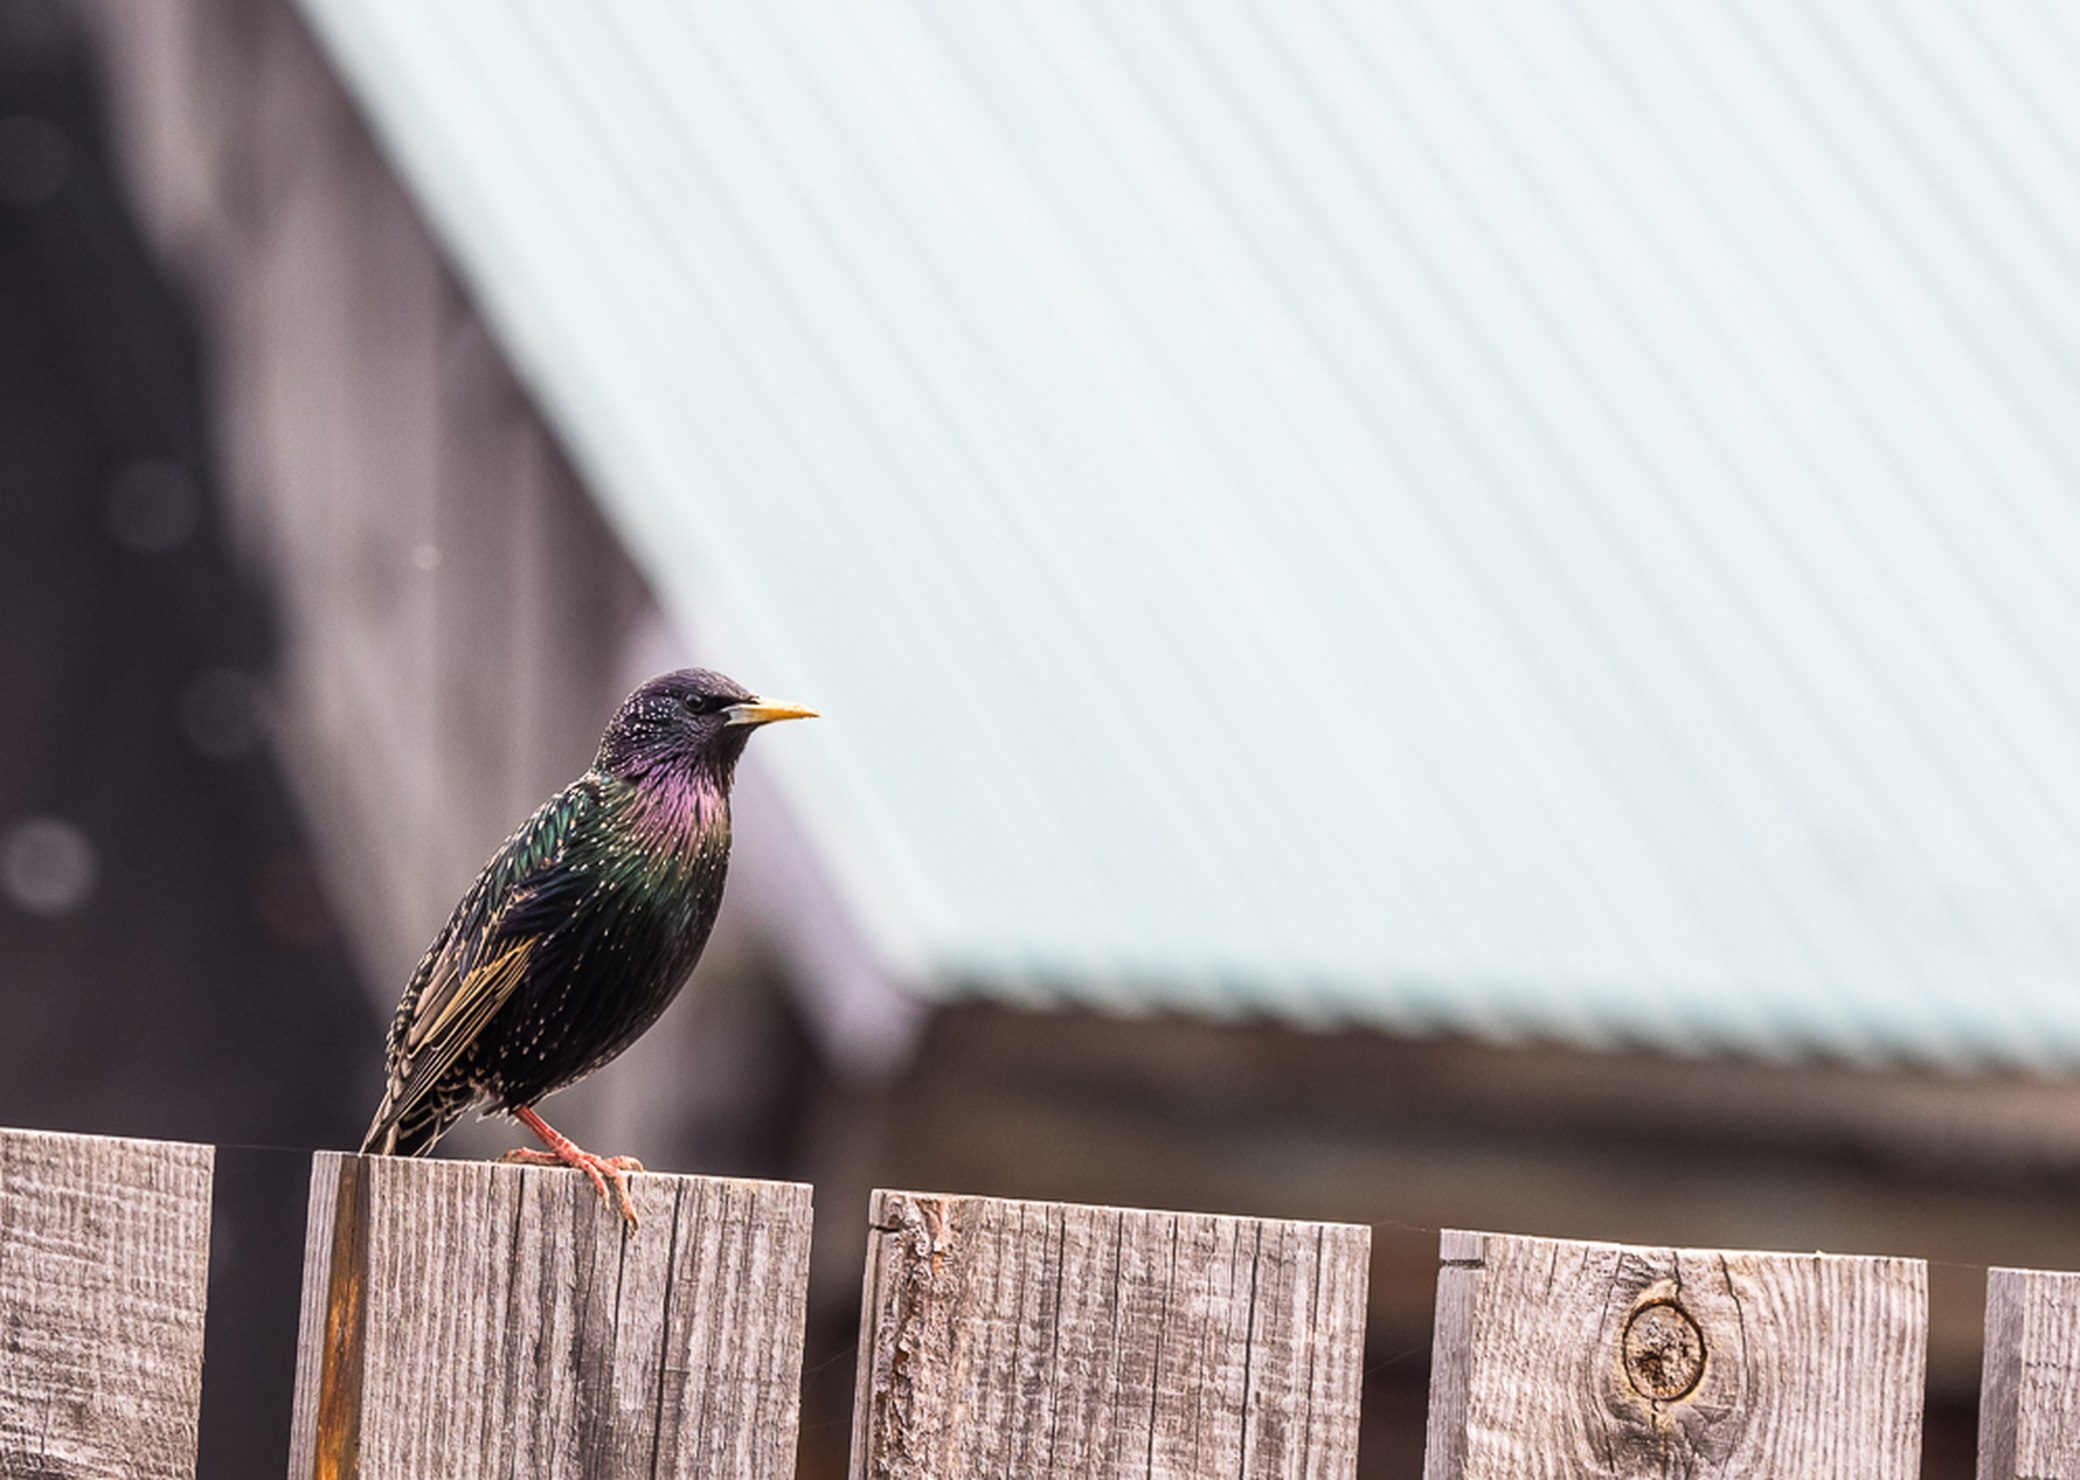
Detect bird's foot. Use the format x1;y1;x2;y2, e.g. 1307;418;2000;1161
501;1147;644;1226
506;1105;646;1230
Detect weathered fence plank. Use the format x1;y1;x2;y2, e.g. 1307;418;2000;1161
1422;1228;1927;1479
286;1152;812;1479
0;1126;213;1480
848;1189;1370;1480
1979;1265;2080;1478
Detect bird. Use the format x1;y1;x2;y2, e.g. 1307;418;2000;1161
359;668;817;1229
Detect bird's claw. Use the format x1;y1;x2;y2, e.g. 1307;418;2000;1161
501;1147;646;1230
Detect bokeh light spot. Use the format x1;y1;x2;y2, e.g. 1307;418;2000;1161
2;816;98;916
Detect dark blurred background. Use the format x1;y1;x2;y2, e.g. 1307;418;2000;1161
0;4;371;1474
15;2;2080;1475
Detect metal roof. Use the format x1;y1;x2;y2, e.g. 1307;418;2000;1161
297;0;2080;1067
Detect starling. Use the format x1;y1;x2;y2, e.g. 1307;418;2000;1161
359;668;816;1228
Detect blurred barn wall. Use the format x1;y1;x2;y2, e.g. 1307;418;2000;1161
82;0;650;999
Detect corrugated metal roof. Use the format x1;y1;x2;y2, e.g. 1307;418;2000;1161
295;0;2080;1067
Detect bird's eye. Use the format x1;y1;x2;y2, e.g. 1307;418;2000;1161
683;694;729;717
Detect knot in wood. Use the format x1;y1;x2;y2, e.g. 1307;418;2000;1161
1621;1299;1705;1401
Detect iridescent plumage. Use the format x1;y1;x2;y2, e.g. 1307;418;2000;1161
359;668;815;1225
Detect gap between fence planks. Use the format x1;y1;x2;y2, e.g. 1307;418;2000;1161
1423;1228;1928;1480
0;1126;213;1480
849;1188;1371;1480
285;1151;813;1480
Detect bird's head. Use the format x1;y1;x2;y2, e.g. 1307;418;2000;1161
594;668;817;783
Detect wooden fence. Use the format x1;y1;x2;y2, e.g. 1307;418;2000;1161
0;1126;2065;1477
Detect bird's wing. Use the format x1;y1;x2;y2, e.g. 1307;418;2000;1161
365;780;602;1148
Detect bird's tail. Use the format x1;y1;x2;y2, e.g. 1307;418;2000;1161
358;1096;402;1156
359;1087;460;1158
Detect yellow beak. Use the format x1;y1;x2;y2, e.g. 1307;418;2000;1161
724;697;820;727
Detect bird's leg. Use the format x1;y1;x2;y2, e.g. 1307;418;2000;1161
502;1105;646;1230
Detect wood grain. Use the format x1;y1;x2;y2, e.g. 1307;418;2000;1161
1979;1265;2080;1478
286;1152;812;1479
848;1189;1370;1479
1422;1229;1927;1479
0;1126;213;1479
